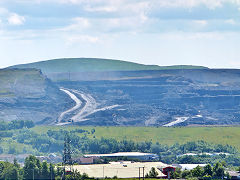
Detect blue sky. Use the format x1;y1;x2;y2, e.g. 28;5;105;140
0;0;239;68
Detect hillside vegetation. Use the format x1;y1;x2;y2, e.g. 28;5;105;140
8;58;207;73
1;125;239;166
32;126;240;151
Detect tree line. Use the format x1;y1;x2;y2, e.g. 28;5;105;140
0;155;89;180
0;156;237;180
171;162;231;179
0;120;34;131
0;127;240;166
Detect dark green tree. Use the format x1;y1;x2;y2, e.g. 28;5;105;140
181;169;193;179
171;167;182;179
213;162;225;178
91;128;95;134
49;163;55;180
41;161;50;179
23;155;41;180
203;164;213;176
13;158;20;169
3;166;19;180
146;167;158;178
0;161;19;180
191;165;203;178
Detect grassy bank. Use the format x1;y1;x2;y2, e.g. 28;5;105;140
32;126;240;150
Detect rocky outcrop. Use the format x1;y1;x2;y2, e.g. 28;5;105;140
0;69;74;124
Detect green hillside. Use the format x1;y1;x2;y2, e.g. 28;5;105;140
32;126;240;151
8;58;208;73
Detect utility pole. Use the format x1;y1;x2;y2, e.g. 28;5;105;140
139;167;140;180
63;133;73;179
138;167;145;180
143;167;145;180
32;169;34;180
103;166;105;179
50;167;52;180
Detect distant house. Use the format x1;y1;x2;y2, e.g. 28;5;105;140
36;156;50;162
48;153;62;163
74;157;94;164
0;154;15;163
84;152;159;161
36;154;62;163
228;171;240;180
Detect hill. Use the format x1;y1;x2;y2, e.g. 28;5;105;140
8;58;207;74
3;58;240;126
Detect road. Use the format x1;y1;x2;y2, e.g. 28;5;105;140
58;88;119;124
163;117;189;127
58;88;82;123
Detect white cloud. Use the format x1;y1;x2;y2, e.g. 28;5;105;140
152;0;240;9
72;17;90;28
84;5;117;13
66;34;99;44
8;13;25;25
225;19;236;25
158;32;225;41
0;7;25;26
193;20;208;26
60;17;90;32
3;0;240;9
0;7;9;15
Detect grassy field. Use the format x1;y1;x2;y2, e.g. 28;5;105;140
32;126;240;150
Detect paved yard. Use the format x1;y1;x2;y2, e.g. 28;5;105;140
71;162;168;178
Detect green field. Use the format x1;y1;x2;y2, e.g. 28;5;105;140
32;126;240;150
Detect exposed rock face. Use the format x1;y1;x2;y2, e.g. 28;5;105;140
0;69;74;124
56;69;240;126
3;59;240;126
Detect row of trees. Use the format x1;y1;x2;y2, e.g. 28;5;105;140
1;156;237;180
0;155;89;180
171;162;230;179
1;127;240;166
0;120;34;131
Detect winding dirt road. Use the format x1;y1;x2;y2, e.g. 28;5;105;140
57;88;120;125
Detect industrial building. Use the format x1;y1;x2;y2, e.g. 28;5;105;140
84;152;159;161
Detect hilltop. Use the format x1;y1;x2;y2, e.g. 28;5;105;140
8;58;207;74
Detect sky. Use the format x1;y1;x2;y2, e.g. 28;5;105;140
0;0;240;68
